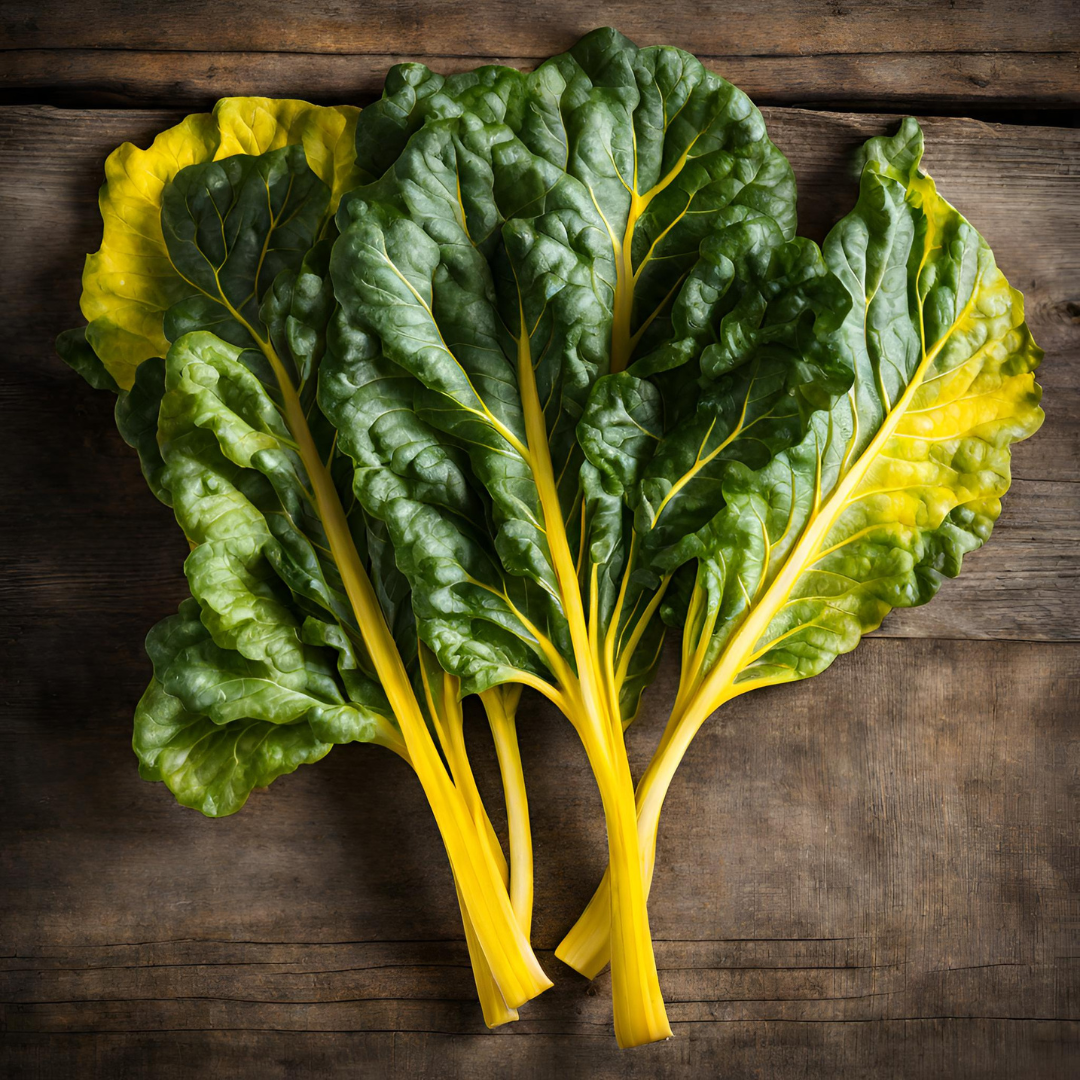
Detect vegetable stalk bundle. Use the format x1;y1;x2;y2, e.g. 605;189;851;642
59;29;1043;1048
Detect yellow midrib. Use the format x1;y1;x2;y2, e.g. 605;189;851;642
513;296;618;751
676;176;971;730
215;296;547;1005
599;134;705;704
271;348;423;719
610;192;642;374
382;249;531;461
647;373;766;530
609;136;701;375
693;351;968;735
212;295;414;723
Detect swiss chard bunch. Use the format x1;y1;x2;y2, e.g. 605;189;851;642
59;31;1042;1050
58;96;547;1025
320;27;814;1045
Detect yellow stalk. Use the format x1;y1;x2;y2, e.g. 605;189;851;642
419;656;525;1026
381;726;518;1027
419;654;509;883
555;681;738;977
454;874;519;1027
232;302;550;1009
482;686;534;938
515;296;670;1047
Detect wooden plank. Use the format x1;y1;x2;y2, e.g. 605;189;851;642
2;0;1079;109
0;105;1075;647
5;47;1079;110
2;637;1078;1076
3;0;1077;62
4;1025;1080;1080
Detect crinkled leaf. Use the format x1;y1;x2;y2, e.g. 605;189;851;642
628;233;854;574
134;677;332;818
677;118;1043;700
577;227;854;707
135;600;341;816
160;147;330;358
327;30;798;719
74;97;363;390
129;230;408;813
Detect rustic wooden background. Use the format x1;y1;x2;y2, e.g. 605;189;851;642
2;2;1078;1077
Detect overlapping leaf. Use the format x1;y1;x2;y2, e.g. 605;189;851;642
575;221;855;715
67;136;414;808
132;300;405;813
63;113;556;1025
557;118;1045;981
74;97;365;390
325;28;800;720
674;118;1043;699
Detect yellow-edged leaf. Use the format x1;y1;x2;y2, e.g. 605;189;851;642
80;98;361;389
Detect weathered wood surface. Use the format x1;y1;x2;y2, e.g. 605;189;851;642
1;98;1078;1080
2;0;1079;109
3;641;1079;1077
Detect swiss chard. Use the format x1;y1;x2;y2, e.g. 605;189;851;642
323;27;799;1046
59;99;549;1019
54;37;1043;1053
559;118;1045;976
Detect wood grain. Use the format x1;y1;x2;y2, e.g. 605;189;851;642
4;1026;1080;1080
3;639;1079;1077
1;93;1078;1079
2;1;1079;109
6;47;1079;111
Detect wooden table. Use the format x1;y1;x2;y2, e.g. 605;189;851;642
2;3;1078;1077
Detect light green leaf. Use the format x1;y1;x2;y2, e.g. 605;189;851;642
134;600;336;818
676;118;1044;700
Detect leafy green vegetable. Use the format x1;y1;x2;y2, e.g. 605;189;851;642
55;37;1043;1052
558;117;1044;978
75;97;365;391
59;103;549;1015
134;600;359;816
323;27;801;1047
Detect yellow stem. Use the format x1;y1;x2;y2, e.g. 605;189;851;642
236;309;548;1009
384;731;518;1026
419;659;524;1025
556;682;738;978
453;873;519;1027
515;296;670;1047
482;686;533;938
